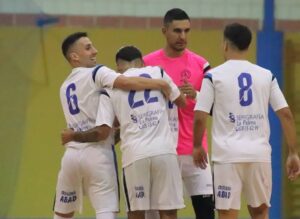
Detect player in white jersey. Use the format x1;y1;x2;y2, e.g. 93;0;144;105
55;32;173;219
61;46;186;219
193;23;300;219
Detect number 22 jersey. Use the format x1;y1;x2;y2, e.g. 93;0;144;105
96;66;180;168
195;60;288;163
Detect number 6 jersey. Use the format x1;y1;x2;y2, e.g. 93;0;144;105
60;65;120;149
195;60;288;163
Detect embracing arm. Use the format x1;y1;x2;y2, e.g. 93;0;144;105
61;125;111;145
113;75;171;98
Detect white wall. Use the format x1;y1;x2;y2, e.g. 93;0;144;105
0;0;298;20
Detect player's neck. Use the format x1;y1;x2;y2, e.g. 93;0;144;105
164;47;185;58
225;50;248;61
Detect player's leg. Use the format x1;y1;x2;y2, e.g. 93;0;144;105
123;158;151;217
244;163;271;219
159;209;177;219
179;155;214;219
191;194;215;219
247;204;269;219
214;163;242;219
54;212;74;219
151;154;185;218
53;149;81;219
217;209;239;219
83;146;119;219
145;210;160;219
128;210;145;219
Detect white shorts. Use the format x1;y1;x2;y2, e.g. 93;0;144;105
54;145;119;214
123;154;185;211
214;162;272;210
178;155;213;196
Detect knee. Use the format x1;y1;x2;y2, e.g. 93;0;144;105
249;203;269;216
54;211;74;218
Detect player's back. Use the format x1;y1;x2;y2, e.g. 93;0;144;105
209;60;279;163
60;66;112;149
108;66;177;167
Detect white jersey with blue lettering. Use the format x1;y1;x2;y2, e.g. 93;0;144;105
60;65;120;149
195;60;288;163
96;66;180;167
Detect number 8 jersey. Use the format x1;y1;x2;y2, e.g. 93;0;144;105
195;60;288;163
60;65;120;149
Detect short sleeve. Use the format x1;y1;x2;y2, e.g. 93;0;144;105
194;73;214;113
95;89;115;127
161;68;180;102
269;77;288;111
94;66;121;89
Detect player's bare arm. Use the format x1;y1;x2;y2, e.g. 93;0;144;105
178;80;197;99
173;91;187;108
61;125;111;145
113;75;171;99
276;107;300;181
193;110;209;169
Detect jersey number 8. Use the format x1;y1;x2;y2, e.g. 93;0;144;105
238;73;253;106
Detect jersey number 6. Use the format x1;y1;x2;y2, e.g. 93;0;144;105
66;83;80;115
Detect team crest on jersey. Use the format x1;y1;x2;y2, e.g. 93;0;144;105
135;186;145;198
217;185;231;199
60;190;77;203
180;69;191;83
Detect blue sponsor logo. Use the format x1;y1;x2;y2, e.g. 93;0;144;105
60;191;77;203
217;185;231;199
135;186;144;198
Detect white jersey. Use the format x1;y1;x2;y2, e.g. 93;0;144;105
60;65;120;149
96;66;180;167
195;60;288;163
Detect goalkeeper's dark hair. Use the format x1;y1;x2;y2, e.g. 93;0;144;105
224;23;252;51
163;8;190;26
115;46;142;62
62;32;87;59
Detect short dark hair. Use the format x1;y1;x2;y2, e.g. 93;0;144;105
115;46;142;62
163;8;190;26
61;32;87;59
224;23;252;51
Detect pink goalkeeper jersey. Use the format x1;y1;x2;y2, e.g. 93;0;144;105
144;49;210;155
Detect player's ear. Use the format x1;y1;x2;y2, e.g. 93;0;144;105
69;52;79;61
162;26;166;35
223;39;228;52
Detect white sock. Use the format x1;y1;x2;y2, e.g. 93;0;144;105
54;214;74;219
96;212;116;219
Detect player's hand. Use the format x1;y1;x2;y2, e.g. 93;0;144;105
179;80;197;99
193;146;208;169
286;152;300;181
160;80;171;100
61;128;75;145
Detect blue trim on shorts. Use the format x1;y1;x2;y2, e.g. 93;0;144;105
123;169;131;211
111;145;120;202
